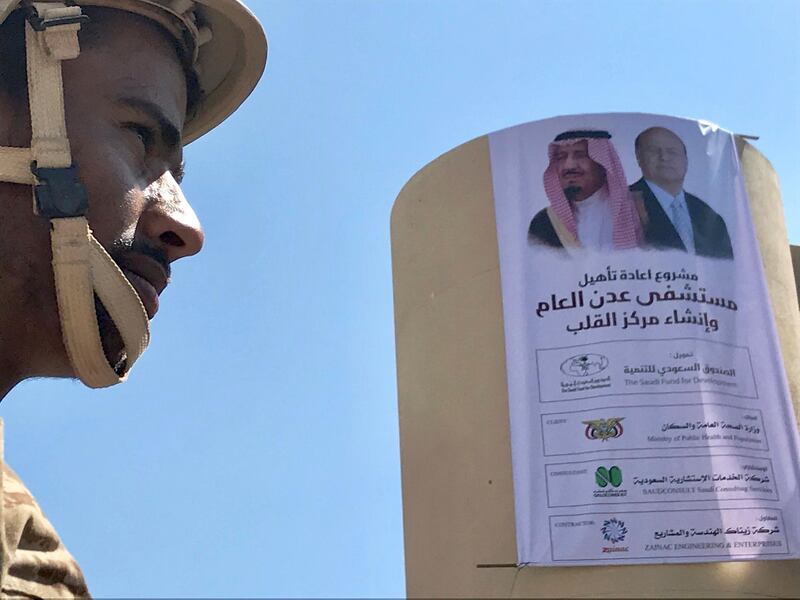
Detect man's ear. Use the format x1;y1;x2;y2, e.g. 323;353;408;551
0;90;30;148
0;91;14;146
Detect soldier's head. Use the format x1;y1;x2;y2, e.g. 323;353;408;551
0;1;266;391
635;127;688;192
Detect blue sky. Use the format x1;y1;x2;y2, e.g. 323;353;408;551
3;0;799;597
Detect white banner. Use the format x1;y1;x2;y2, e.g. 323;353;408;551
489;113;800;566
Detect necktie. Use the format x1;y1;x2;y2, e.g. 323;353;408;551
671;197;694;252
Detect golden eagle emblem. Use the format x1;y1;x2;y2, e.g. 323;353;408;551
583;417;625;441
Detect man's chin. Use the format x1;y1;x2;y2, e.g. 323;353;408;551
656;173;682;183
563;186;583;201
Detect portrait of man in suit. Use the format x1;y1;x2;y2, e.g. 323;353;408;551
528;130;642;251
631;127;734;259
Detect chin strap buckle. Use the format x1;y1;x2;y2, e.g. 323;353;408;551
25;5;90;32
26;3;88;59
31;162;88;218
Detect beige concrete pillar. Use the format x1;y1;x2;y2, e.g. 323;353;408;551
737;139;800;418
392;135;800;598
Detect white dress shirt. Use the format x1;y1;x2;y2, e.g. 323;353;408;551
573;187;614;251
645;179;695;253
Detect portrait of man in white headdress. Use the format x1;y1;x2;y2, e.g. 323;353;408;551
529;130;644;252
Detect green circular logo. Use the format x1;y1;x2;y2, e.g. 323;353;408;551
595;466;622;488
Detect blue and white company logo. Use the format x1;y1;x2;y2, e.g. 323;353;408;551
601;518;628;544
560;353;609;377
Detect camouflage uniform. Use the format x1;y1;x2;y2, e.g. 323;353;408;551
0;423;89;598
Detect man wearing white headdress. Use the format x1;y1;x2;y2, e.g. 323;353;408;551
529;130;643;251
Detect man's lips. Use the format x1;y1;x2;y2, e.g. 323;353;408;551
124;270;160;319
118;256;170;320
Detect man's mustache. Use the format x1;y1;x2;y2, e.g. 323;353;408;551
560;168;584;177
109;238;171;279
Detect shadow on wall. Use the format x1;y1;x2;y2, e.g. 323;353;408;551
793;246;800;306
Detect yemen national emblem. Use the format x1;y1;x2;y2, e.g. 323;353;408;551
584;417;624;441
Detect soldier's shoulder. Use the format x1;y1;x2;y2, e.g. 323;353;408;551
1;463;91;598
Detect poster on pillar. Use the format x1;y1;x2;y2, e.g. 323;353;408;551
489;113;800;566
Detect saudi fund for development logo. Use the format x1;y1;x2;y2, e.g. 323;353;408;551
602;518;627;543
583;417;625;441
560;353;609;377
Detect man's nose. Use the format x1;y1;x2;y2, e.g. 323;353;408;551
564;153;579;170
138;171;204;263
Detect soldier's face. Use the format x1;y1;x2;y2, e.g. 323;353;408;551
553;140;607;202
636;128;688;187
3;11;204;377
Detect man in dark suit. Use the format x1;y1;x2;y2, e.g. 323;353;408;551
631;127;733;259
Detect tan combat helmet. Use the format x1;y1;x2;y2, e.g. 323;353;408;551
0;0;268;388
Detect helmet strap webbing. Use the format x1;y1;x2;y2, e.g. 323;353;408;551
0;3;151;387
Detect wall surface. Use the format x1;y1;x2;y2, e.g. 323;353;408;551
392;136;800;598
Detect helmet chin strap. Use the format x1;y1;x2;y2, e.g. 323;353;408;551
0;3;150;388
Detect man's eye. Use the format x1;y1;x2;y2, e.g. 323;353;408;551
125;124;155;149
